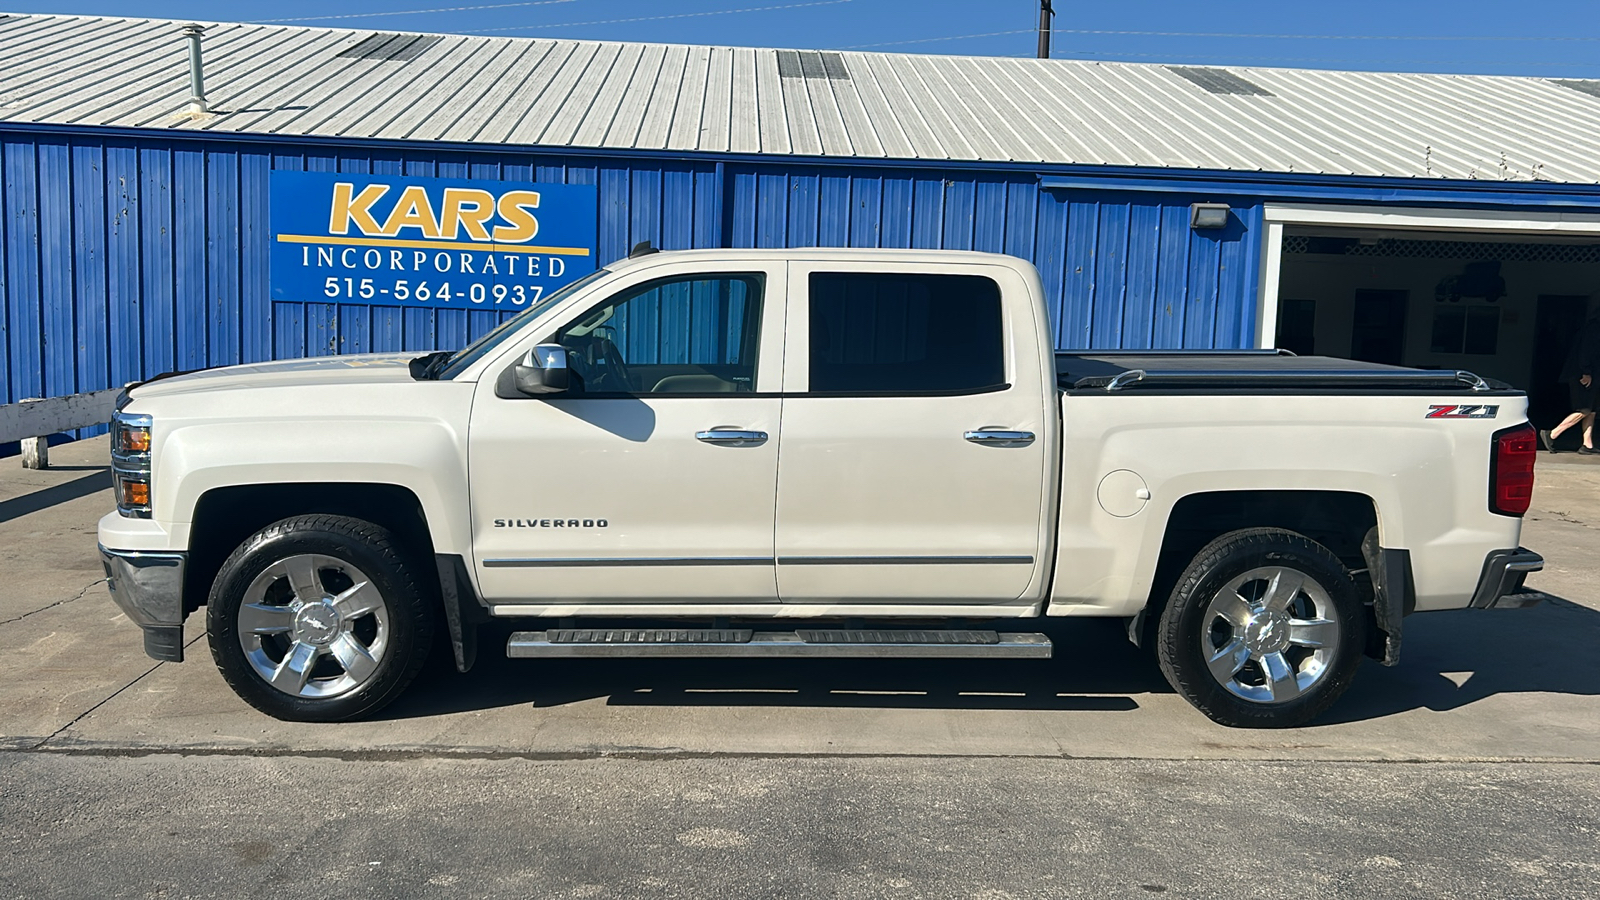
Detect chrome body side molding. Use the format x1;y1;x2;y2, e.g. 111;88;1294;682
483;555;1036;568
483;557;774;568
777;556;1035;566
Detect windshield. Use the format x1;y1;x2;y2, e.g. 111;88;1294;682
436;268;611;379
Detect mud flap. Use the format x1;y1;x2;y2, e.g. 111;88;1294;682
436;553;489;673
1360;527;1413;666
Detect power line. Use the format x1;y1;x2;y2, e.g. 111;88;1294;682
1052;28;1600;43
850;26;1600;51
251;0;580;25
846;33;1600;68
846;29;1033;49
462;0;853;34
1052;49;1600;68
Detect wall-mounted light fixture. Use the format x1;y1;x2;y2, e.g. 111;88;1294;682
1190;202;1230;230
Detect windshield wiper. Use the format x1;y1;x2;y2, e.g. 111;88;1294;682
408;351;453;381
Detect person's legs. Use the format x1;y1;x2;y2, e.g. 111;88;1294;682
1582;379;1600;451
1550;410;1586;439
1544;382;1595;451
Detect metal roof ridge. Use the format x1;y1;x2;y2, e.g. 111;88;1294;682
6;11;1600;184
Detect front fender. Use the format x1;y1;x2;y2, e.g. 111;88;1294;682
152;411;472;557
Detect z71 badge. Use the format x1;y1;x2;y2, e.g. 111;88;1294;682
1426;404;1499;419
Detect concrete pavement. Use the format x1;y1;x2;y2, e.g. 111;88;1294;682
2;436;1595;762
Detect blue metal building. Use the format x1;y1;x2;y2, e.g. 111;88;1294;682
6;13;1600;433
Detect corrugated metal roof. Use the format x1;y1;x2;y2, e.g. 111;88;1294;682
4;12;1600;184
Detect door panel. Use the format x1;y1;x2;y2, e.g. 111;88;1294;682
469;267;784;604
774;394;1046;601
774;265;1051;604
469;395;782;602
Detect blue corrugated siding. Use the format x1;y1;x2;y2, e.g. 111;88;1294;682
0;127;1273;410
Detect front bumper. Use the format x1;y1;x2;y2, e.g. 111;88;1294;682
1469;548;1548;610
100;545;188;662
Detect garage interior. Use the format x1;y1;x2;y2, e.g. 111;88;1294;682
1275;229;1600;435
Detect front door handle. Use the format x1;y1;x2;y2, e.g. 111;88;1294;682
965;429;1036;444
696;428;769;444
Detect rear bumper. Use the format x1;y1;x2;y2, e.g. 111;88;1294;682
99;545;188;662
1470;548;1548;610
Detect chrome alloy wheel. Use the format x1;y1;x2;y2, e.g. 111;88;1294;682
1200;566;1341;704
237;554;390;699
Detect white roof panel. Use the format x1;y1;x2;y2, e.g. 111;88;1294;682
5;12;1600;184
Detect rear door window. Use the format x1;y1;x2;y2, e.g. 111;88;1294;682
807;273;1005;394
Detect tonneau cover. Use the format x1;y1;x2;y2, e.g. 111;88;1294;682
1055;351;1515;394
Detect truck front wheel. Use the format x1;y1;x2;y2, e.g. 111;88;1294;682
1156;528;1366;728
206;515;435;722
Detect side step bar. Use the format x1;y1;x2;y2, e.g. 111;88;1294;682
506;628;1053;659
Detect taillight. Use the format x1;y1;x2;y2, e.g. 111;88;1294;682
1490;423;1537;517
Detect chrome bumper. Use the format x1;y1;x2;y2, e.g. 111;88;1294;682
1469;548;1548;610
99;545;188;662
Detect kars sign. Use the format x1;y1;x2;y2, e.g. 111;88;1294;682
269;171;598;310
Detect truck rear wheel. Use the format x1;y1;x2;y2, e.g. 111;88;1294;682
1156;528;1365;728
206;515;434;722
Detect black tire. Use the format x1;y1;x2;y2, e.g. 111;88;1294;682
207;514;435;722
1156;527;1366;728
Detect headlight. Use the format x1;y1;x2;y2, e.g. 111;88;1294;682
111;412;153;519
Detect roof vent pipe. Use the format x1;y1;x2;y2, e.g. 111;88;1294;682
182;23;207;114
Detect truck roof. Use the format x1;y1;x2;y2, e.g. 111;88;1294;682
606;246;1032;273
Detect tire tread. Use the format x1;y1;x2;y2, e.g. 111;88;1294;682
1156;527;1365;729
207;514;435;722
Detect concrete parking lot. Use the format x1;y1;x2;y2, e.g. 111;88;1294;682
2;436;1598;898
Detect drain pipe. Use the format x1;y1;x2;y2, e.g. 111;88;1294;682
182;23;207;114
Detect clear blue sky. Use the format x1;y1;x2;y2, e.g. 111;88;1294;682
8;0;1600;77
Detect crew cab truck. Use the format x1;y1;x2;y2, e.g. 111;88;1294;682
99;247;1548;728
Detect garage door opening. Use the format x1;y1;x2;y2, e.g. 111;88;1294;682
1261;209;1600;434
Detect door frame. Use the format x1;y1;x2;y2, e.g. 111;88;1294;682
1255;204;1600;349
770;258;1058;614
465;259;793;615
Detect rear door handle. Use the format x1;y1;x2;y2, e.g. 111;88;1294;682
696;428;769;444
965;429;1035;444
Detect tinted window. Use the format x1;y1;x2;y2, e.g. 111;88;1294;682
556;274;763;394
808;273;1005;394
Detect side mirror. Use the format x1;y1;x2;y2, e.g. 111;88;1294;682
512;343;570;395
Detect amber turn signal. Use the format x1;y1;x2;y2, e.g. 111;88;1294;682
119;427;151;454
119;479;150;509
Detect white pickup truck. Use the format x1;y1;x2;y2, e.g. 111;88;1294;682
99;247;1547;728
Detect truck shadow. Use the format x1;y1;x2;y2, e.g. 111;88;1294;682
377;596;1600;724
382;617;1158;718
1318;593;1600;725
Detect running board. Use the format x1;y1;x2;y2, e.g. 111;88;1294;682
506;628;1053;658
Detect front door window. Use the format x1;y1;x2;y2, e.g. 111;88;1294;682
555;274;764;395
